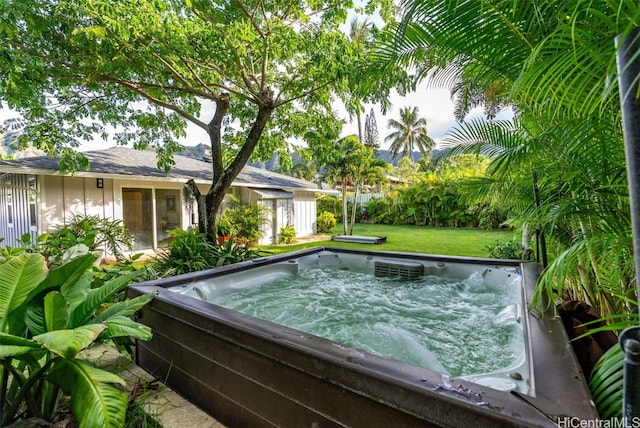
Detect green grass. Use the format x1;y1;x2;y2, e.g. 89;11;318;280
258;224;517;258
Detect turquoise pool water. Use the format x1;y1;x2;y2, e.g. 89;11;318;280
209;266;523;376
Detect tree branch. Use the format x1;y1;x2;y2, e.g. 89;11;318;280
261;40;269;90
102;78;209;130
233;0;266;38
177;57;253;100
275;81;332;108
153;53;193;88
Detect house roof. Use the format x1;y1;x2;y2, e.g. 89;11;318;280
0;146;319;191
250;188;294;199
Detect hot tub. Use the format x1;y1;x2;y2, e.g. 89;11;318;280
128;247;597;427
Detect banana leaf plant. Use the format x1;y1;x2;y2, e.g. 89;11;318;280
0;252;155;427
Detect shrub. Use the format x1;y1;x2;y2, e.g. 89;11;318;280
470;203;509;230
279;224;297;244
316;195;342;221
40;214;134;264
211;239;269;267
486;239;534;260
317;211;336;233
365;197;394;224
153;228;216;275
223;203;269;247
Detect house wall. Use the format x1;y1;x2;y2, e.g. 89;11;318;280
39;176;117;233
233;188;316;245
0;170;317;251
38;175;190;253
293;191;317;237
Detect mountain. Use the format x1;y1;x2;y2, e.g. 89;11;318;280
178;144;436;169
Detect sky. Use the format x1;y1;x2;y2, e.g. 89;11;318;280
175;84;507;152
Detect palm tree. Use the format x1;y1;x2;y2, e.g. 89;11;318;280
386;0;639;317
345;18;374;142
321;135;379;235
384;106;435;162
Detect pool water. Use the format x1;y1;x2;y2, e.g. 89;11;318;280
209;266;523;376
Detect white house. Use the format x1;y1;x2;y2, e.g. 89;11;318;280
0;147;320;252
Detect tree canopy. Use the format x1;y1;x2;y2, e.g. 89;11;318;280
0;0;399;237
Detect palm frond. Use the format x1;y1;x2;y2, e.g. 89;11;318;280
589;345;623;419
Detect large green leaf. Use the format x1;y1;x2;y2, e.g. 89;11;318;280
44;291;70;332
24;258;93;336
68;270;142;328
47;358;127;428
103;316;152;341
0;332;41;357
62;270;94;310
28;254;95;301
34;324;105;359
0;254;48;332
24;302;46;336
89;292;156;325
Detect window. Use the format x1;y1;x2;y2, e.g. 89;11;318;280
28;177;37;227
6;187;13;226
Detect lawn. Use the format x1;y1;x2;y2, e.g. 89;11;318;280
258;223;518;258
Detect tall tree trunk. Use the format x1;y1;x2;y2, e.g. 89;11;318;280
204;89;275;241
185;179;205;234
341;181;348;235
349;182;360;235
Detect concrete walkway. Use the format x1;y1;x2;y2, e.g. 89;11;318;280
87;345;226;428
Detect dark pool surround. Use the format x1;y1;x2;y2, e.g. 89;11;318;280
128;247;598;427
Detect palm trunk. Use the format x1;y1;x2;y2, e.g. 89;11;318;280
341;182;348;235
349;182;360;235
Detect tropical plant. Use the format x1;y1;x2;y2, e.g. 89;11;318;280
279;224;297;244
589;345;624;420
223;202;269;247
0;0;399;241
211;240;268;267
40;214;134;264
153;228;217;276
384;106;435;162
319;135;386;235
0;252;154;427
317;211;337;233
